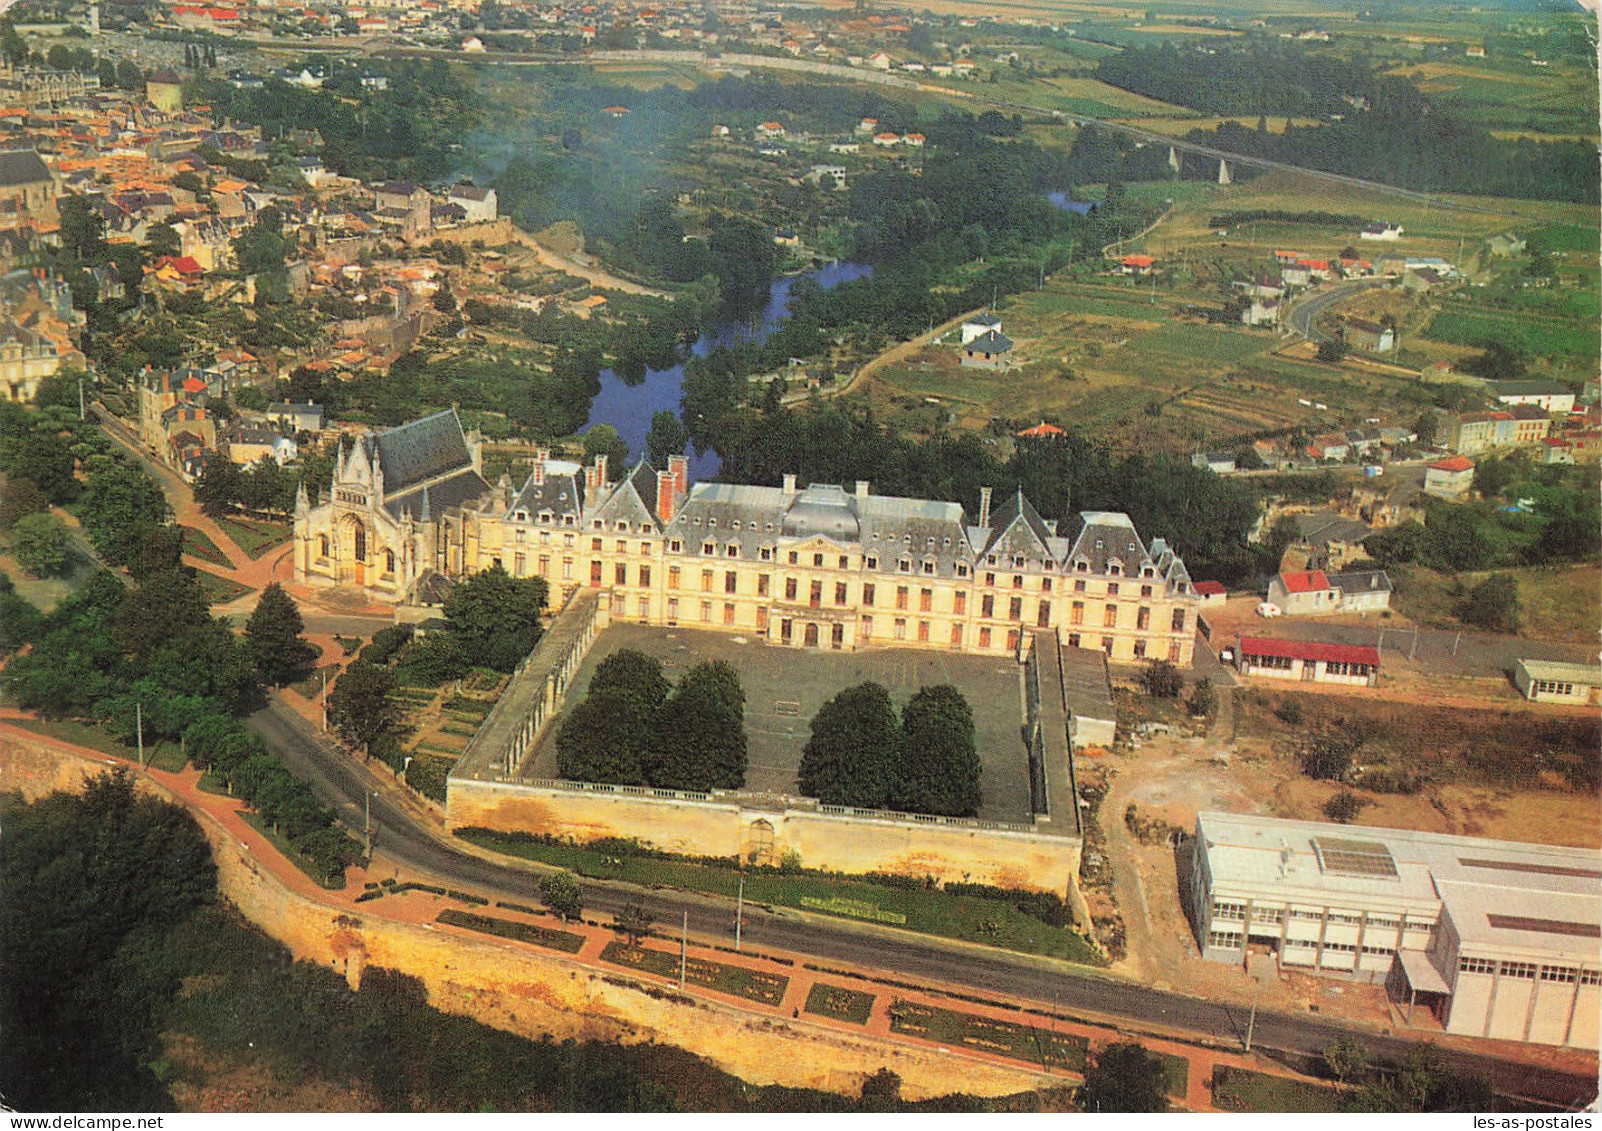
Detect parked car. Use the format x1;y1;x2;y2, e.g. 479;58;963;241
1218;646;1236;664
1256;602;1282;618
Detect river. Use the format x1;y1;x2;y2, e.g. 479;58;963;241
585;260;872;480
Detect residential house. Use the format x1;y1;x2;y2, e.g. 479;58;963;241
1342;317;1394;352
1359;221;1404;241
1290;511;1374;570
1120;254;1155;276
1425;456;1475;500
1267;568;1391;616
146;68;183;113
225;424;296;467
804;165;847;190
959;312;1002;345
1403;266;1445;293
1191;451;1236;474
1446;412;1510;455
447;184;497;223
1241;298;1279;327
961;329;1013;369
267;400;325;434
1541;437;1575;465
1193;580;1226;607
1490;380;1575;415
0;149;55;229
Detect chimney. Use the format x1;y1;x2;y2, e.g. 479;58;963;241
855;479;870;500
668;453;688;496
656;469;678;525
593;453;608;490
783;473;798;496
533;445;549;486
979;485;993;529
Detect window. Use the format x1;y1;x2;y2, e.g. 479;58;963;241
697;601;711;623
950;624;963;648
1172;608;1187;633
757;573;769;597
638;598;650;618
670;540;682;553
1011;574;1023;590
1107;582;1119;596
1136;606;1150;630
725;570;737;594
867;555;879;570
615;562;627;585
781;618;792;643
1133;640;1146;659
985;572;996;587
538;555;549;577
724;602;735;626
788;551;799;565
917;620;929;643
1074;579;1087;593
813;553;824;568
1541;966;1577;983
1104;604;1118;628
836;582;848;606
1255;907;1285;925
701;569;713;592
1212;902;1246;922
1041;577;1052;593
1141;584;1153;598
863;583;875;606
956;563;969;578
898;556;911;574
979;627;991;649
896;586;909;610
1068;633;1080;648
894;618;906;640
860;615;873;640
1009;596;1023;621
1168;642;1182;662
318;535;328;558
922;560;935;576
1102;638;1114;656
668;597;679;623
727;544;740;558
1500;961;1537;980
785;577;798;601
616;539;627;553
809;579;823;608
981;594;994;618
953;591;966;615
592;537;603;552
839;555;849;570
639;565;651;588
1207;931;1242;950
562;558;573;580
760;547;773;562
669;566;681;589
919;588;932;612
1580;970;1601;986
831;623;844;650
384;549;395;573
1035;600;1050;627
702;541;714;555
1071;601;1084;626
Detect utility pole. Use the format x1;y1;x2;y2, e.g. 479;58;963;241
136;700;144;769
320;667;328;732
735;873;745;952
679;911;688;989
364;791;374;857
1244;974;1259;1053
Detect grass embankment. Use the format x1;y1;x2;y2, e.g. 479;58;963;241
4;715;186;771
457;828;1104;965
240;811;347;891
1389;563;1601;644
436;908;586;953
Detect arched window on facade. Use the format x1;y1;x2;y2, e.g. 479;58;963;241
353;525;367;561
318;534;329;558
385;549;395;574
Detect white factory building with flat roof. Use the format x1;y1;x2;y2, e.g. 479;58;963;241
1191;811;1600;1049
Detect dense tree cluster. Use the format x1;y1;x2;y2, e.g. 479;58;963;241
1096;42;1370;117
1079;1042;1170;1113
555;650;748;791
798;682;982;817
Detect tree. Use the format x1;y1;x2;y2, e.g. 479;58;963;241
194;451;241;516
143;221;182;260
246;582;318;687
538;872;583;921
57;194;106;260
1364;520;1425;568
896;684;981;817
1461;573;1519;633
1324;1035;1370;1083
1471;456;1515;500
327;658;400;757
582;423;629;469
1349;1045;1493;1112
0;477;49;530
612;900;653;945
1322;790;1367;824
442;564;548;671
2;430;78;504
858;1069;903;1112
647;660;746;791
1080;1042;1169;1113
1316;338;1349;364
1462;340;1527;383
1264;514;1301;567
557;650;672;785
1139;659;1183;698
1412;411;1439;447
1300;724;1363;782
9;513;71;578
645;410;688;468
1185;676;1216;718
798;682;900;809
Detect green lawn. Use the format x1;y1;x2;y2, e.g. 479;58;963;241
458;829;1104;965
435;908;586;953
1209;1066;1343;1113
215;515;291;560
1155;1050;1190;1098
241;811;347;891
195;571;253;605
803;982;876;1025
888;999;1087;1071
600;940;789;1005
180;526;233;569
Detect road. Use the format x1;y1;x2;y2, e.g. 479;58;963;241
1285;279;1390;342
250;697;1597;1107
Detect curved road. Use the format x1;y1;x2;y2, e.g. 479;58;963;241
1286;278;1390;343
251;698;1596;1108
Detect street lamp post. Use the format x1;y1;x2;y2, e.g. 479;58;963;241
364;790;376;857
735;873;745;952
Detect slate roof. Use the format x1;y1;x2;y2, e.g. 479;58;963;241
1063;512;1150;576
449;184;491;202
966;328;1013;354
0;149;49;188
386;467;488;520
370;408;474;495
1329;568;1392;596
587;459;660;528
507;458;584;522
982;488;1054;560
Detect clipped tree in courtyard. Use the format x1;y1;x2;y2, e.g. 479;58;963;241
442;563;548;671
647;659;746;790
895;684;981;817
797;681;900;809
556;650;669;785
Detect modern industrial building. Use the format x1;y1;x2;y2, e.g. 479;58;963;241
1191;812;1600;1048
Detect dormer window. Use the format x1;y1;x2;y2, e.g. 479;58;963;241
1013;554;1025;569
925;538;934;549
1094;539;1104;550
1075;561;1089;573
866;555;879;569
922;560;935;576
1142;566;1154;578
616;521;630;531
760;547;773;561
956;563;969;578
943;537;951;547
1109;563;1122;577
897;556;911;573
670;539;682;552
708;518;718;529
986;554;997;567
641;524;654;535
765;523;774;532
702;541;715;555
731;521;741;531
539;511;552;524
563;515;575;526
592;519;603;529
726;544;739;558
516;510;529;522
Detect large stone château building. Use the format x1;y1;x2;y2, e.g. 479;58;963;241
295;410;1203;665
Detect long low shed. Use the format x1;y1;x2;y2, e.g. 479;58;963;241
1236;634;1379;687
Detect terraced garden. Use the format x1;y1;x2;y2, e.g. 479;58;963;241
803;982;876;1025
887;999;1087;1071
436;908;586;953
601;941;790;1005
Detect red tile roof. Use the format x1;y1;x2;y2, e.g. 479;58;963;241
1017;422;1064;438
1279;570;1331;594
1429;456;1474;472
1193;580;1226;596
1240;635;1380;667
1122;254;1155;267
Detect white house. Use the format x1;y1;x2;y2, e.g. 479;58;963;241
1490;381;1576;416
960;312;1001;345
447;184;498;223
1360;221;1404;241
1513;659;1601;706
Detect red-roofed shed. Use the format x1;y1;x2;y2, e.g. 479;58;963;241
1237;634;1379;686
